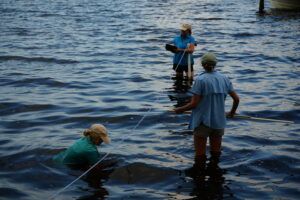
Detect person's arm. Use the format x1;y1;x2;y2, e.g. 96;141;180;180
186;42;195;53
174;94;201;114
176;43;195;53
226;91;239;118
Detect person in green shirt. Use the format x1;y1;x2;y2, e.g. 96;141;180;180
53;124;111;169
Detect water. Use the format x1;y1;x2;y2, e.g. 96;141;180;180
0;0;299;199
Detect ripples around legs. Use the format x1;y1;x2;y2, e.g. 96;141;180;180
1;0;300;199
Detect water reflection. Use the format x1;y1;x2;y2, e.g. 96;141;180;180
70;160;116;200
78;168;111;200
258;8;300;20
168;76;193;108
172;76;193;93
185;154;228;199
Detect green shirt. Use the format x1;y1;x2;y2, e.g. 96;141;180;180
53;136;100;166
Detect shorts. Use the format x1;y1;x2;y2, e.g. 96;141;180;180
173;64;194;73
193;124;224;138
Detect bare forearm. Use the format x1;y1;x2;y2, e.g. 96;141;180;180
228;91;240;117
174;94;201;114
229;99;239;115
177;49;193;53
176;44;194;53
175;102;196;113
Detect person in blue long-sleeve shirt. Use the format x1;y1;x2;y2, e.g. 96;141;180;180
174;53;239;164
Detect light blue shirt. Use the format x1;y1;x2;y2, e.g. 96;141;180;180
172;35;197;66
189;71;234;129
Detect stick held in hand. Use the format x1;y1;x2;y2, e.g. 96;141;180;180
167;110;294;124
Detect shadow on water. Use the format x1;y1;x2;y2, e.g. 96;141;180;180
106;161;232;200
109;162;179;185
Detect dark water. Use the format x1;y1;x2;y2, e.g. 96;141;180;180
1;0;300;199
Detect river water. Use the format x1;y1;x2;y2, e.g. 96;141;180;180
0;0;299;199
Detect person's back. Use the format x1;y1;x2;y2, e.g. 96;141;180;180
190;71;233;129
60;137;99;166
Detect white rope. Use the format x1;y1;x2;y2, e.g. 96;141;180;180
174;48;188;72
48;48;188;200
48;153;109;200
48;102;156;199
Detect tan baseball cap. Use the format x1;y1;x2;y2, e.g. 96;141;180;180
181;24;191;31
90;124;111;143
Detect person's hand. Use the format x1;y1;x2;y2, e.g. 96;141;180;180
174;108;184;114
174;48;183;53
226;112;234;118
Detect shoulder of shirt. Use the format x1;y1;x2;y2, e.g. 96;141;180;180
198;72;206;76
174;35;181;39
214;70;227;77
214;71;231;81
196;71;225;81
195;72;207;81
81;137;95;146
187;35;197;41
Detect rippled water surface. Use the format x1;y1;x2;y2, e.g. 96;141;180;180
1;0;300;199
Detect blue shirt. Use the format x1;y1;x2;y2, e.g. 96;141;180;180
189;71;234;129
172;35;197;66
53;136;100;166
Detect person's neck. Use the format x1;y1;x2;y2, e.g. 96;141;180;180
181;34;188;40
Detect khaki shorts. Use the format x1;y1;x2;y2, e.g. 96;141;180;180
194;124;224;138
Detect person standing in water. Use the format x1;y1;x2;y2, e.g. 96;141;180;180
171;24;197;79
174;53;239;165
53;124;111;169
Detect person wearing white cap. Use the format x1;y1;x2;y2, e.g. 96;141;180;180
53;124;111;168
174;53;239;165
170;23;197;79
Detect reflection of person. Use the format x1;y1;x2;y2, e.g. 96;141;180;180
187;154;226;199
174;53;239;161
53;124;111;168
171;24;197;79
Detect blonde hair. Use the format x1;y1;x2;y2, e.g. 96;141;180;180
83;129;101;141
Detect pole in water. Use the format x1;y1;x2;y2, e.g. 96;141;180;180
259;0;265;13
187;54;192;79
187;43;192;79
